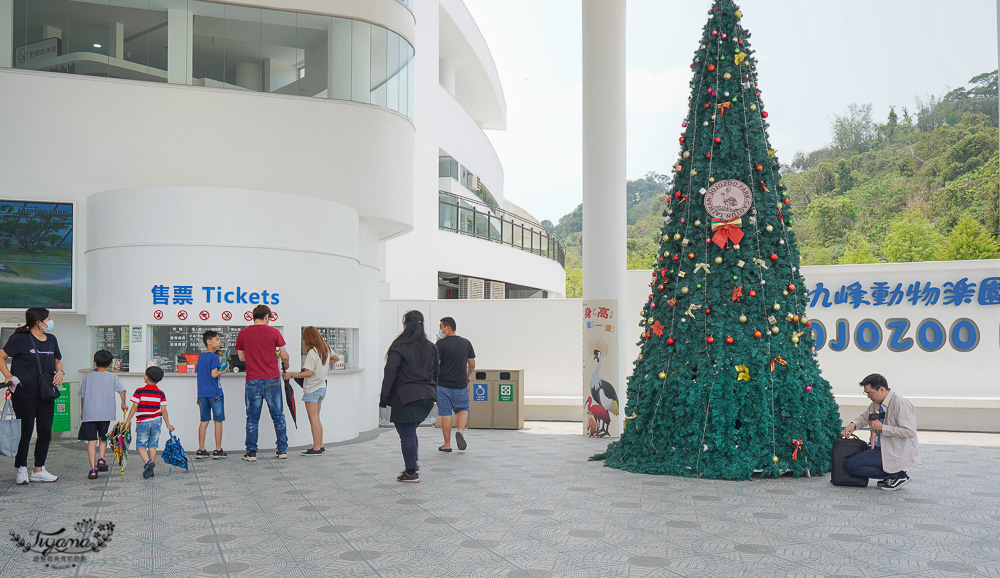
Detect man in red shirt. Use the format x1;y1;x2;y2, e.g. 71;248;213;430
235;305;290;462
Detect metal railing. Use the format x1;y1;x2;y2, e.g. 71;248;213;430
438;192;566;267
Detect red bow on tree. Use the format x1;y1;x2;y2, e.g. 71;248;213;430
710;217;744;248
731;285;743;302
792;440;803;461
651;321;665;337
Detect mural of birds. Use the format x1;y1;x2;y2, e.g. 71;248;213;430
586;396;611;438
0;262;19;279
589;340;619;420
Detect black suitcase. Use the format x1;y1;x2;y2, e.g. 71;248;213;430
831;436;870;487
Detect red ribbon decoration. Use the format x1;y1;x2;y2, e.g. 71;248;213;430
717;102;732;116
792;440;803;460
711;217;744;248
759;179;769;193
769;356;787;371
731;285;743;302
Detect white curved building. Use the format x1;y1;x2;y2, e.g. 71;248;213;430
0;0;563;448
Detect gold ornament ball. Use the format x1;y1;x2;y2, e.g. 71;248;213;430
690;169;698;176
783;290;789;296
662;234;670;241
674;233;682;241
683;151;690;158
638;354;643;361
658;372;667;380
771;326;780;335
681;287;690;294
791;335;800;344
732;243;740;250
723;72;731;80
765;224;774;232
708;177;715;183
738;314;747;323
772;455;779;463
700;44;706;50
800;317;809;325
750;103;757;111
714;256;723;264
694;220;702;227
711;114;716;121
773;303;781;311
735;10;743;18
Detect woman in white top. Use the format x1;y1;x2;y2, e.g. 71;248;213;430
282;326;339;455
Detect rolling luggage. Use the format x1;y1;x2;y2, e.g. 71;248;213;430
831;435;869;487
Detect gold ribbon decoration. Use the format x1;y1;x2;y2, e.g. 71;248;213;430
694;262;711;274
791;331;805;346
624;412;638;429
752;257;770;270
736;364;750;381
685;304;701;319
734;52;747;65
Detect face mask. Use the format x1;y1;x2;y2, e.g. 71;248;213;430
437;330;446;339
45;320;54;332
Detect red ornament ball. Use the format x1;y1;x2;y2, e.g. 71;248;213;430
649;294;653;300
749;290;757;297
705;153;712;159
672;255;679;261
666;337;675;345
762;111;769;118
753;330;762;338
706;336;715;344
792;315;800;323
714;137;722;144
679;137;686;143
708;64;716;71
658;284;664;291
769;254;778;261
805;385;813;392
675;191;683;198
755;164;763;171
645;332;651;339
805;321;812;327
651;303;656;308
704;308;711;314
784;197;791;205
688;252;695;259
787;283;795;291
725;336;734;344
704;103;711;109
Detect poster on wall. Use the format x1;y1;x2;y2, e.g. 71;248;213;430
583;299;620;438
0;200;73;310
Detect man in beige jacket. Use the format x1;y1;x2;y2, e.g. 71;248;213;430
841;373;920;491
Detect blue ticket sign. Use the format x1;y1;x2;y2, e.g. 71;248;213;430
472;383;488;402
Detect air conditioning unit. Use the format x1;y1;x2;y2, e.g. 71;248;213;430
486;281;506;300
458;276;485;299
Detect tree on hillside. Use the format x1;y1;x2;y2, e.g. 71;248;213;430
882;209;943;262
564;267;582;298
936;215;1000;260
840;233;880;264
595;0;841;480
831;103;878;155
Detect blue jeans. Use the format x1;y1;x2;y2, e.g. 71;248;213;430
135;418;162;449
198;396;225;422
845;448;901;480
394;422;419;473
245;379;287;453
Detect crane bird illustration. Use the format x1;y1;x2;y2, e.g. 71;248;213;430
0;262;19;280
586;396;610;438
589;340;619;436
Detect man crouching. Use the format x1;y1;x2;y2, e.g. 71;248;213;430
841;373;920;490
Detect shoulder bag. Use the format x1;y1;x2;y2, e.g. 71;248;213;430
0;392;22;457
30;336;61;402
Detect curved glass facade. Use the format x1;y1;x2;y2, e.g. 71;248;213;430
5;0;414;118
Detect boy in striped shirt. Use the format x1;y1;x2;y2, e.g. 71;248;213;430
125;366;174;479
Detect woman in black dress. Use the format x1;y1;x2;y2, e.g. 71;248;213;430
0;307;64;485
380;310;438;483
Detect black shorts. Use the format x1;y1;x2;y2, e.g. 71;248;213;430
78;421;111;441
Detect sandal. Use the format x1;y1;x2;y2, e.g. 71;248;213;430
96;458;109;472
88;469;98;480
438;446;452;452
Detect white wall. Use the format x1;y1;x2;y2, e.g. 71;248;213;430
438;85;505;203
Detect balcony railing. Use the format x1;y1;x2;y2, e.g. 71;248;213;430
439;192;565;267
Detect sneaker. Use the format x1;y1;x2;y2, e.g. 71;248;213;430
88;469;99;480
96;458;109;472
142;460;155;479
456;431;467;451
397;471;419;483
301;448;323;456
880;474;910;491
242;451;257;462
15;467;29;485
275;451;288;459
876;480;888;489
195;449;211;459
213;450;228;459
29;467;58;483
320;447;326;453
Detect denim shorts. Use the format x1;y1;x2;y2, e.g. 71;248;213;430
436;386;469;416
135;417;162;449
302;387;327;403
198;396;226;422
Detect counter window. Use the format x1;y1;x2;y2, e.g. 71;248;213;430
91;326;131;372
149;325;281;374
302;327;358;370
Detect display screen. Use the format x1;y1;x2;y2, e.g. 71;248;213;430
0;200;73;310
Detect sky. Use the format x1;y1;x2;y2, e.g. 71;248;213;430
464;0;1000;224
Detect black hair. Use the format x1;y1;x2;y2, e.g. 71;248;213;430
145;366;165;384
440;317;456;331
15;307;49;334
859;373;889;391
252;305;271;320
203;330;220;346
93;350;114;368
388;310;436;365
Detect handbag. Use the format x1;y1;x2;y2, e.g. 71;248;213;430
31;336;60;402
831;435;870;487
0;393;21;457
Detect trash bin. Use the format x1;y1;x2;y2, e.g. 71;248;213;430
468;371;492;429
491;370;523;430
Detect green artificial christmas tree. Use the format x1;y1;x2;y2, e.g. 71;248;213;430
595;0;842;480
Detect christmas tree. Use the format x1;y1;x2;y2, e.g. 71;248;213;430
595;0;842;480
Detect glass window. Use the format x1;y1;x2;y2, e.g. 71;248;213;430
489;215;501;241
458;206;474;235
474;211;488;238
149;325;255;374
301;327;358;370
91;326;131;372
439;200;457;230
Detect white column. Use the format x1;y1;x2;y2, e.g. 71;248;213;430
109;22;124;59
328;18;352;100
582;0;627;434
582;0;626;302
439;58;456;97
0;0;13;68
167;8;192;85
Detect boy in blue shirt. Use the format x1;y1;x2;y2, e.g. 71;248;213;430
195;330;228;459
78;350;127;479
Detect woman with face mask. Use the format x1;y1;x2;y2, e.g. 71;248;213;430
0;307;64;485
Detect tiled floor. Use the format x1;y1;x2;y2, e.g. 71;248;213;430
1;423;999;577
